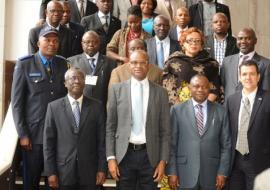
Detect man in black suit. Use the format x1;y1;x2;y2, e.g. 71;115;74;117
11;27;69;190
39;0;98;24
61;1;84;55
205;12;239;67
145;15;180;69
29;0;74;58
43;67;106;190
81;0;121;54
226;60;270;190
68;31;117;107
189;0;231;36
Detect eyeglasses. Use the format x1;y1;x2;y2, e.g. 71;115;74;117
185;39;202;45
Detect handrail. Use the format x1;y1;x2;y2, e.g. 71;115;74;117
0;104;18;175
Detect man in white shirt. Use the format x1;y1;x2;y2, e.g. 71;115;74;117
106;50;171;190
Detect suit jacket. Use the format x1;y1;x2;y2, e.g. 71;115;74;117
68;53;117;106
106;80;171;167
11;53;68;144
220;53;270;100
167;99;231;189
226;90;270;174
204;34;239;60
69;21;84;55
68;0;98;24
108;63;163;88
112;0;131;27
43;96;106;186
145;37;180;67
168;26;178;42
189;1;232;35
28;23;74;58
81;13;121;54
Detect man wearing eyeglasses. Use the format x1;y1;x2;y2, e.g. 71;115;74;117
106;50;171;190
29;0;75;58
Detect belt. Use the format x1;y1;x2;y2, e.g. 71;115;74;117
128;143;146;151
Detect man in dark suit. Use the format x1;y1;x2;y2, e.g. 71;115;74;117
11;28;69;190
189;0;231;36
106;50;171;190
81;0;121;54
68;31;117;107
29;0;74;58
169;7;190;42
167;74;231;190
39;0;98;24
145;15;180;69
43;67;106;190
61;1;84;55
226;60;270;190
205;13;239;67
220;27;270;100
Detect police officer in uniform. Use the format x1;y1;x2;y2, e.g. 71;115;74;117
11;27;69;190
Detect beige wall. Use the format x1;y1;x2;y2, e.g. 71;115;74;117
224;0;270;58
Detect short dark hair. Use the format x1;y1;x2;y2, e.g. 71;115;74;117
138;0;157;12
239;60;259;74
127;5;142;18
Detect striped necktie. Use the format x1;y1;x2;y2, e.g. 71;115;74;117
195;104;204;136
73;100;80;128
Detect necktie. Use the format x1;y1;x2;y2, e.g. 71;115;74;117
46;60;52;76
132;82;143;135
195;104;204;136
157;42;164;69
73;101;80;128
79;0;85;18
103;15;109;33
89;58;96;75
236;97;251;155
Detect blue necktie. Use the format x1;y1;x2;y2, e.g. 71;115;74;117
157;41;164;69
89;58;96;75
73;101;80;128
132;82;143;134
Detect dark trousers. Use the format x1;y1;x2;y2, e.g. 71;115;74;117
22;144;46;190
60;184;99;190
229;151;256;190
117;148;158;190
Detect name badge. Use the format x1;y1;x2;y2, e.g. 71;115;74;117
85;75;98;85
29;72;42;77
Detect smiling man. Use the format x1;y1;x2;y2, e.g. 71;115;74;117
221;27;270;100
226;60;270;190
167;74;231;190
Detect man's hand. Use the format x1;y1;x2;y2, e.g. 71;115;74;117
168;175;179;190
20;137;32;151
216;175;226;190
48;175;59;189
153;160;166;182
96;171;106;185
108;159;120;181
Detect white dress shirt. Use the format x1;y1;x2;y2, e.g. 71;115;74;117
130;77;149;144
176;26;188;41
67;94;83;112
98;11;111;26
192;98;208;127
155;36;171;62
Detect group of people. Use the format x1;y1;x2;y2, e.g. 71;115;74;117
10;0;270;190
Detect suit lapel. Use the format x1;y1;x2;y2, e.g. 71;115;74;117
232;55;240;87
126;80;132;125
187;100;200;137
80;54;92;75
94;54;104;75
146;82;154;126
63;96;77;130
151;38;157;63
233;92;242;135
202;101;214;136
78;96;91;132
248;90;263;130
94;13;104;29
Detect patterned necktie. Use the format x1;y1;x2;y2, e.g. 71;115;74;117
236;97;251;155
132;82;143;134
79;0;85;18
195;104;204;136
103;15;109;33
46;60;52;76
89;58;96;75
157;41;164;69
73;101;80;128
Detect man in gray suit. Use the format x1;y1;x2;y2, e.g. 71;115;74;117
145;15;180;69
221;27;270;100
106;50;171;190
167;75;231;190
43;67;106;190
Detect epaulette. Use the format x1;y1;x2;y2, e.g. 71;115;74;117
18;54;34;61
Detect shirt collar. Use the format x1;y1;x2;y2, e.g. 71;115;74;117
241;87;257;102
38;51;53;65
239;51;255;59
177;26;188;32
85;52;99;65
192;98;208;108
131;76;149;87
67;94;83;107
155;36;170;43
214;33;228;42
98;11;110;18
46;21;60;31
